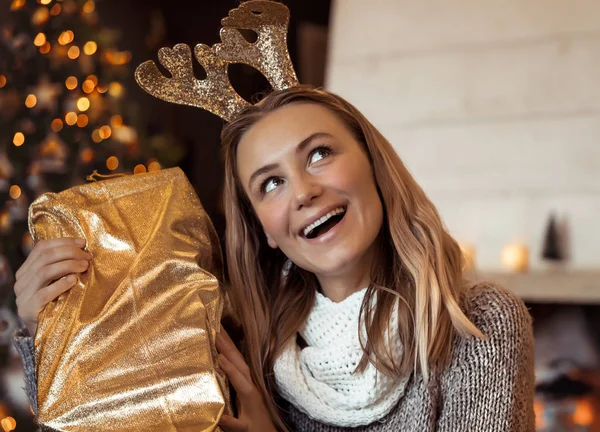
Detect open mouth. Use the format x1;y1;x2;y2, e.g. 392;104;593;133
302;206;347;239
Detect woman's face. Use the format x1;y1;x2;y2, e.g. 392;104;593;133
236;102;383;279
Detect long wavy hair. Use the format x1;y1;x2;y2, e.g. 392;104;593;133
221;85;483;430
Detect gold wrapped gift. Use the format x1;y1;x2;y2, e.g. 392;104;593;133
29;167;230;432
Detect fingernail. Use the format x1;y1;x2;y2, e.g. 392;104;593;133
75;238;86;247
66;275;77;284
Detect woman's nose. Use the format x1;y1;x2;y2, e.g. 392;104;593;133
293;177;322;209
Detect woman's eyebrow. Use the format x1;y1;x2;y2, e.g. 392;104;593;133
248;132;333;189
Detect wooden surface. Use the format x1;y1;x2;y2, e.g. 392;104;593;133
479;271;600;304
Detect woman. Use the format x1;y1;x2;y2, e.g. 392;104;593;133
13;85;535;431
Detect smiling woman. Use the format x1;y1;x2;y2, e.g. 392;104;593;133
220;85;535;431
11;0;535;429
10;83;535;432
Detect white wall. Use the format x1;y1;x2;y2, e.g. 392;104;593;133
326;0;600;270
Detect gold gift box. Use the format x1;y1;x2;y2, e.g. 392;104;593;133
29;167;230;431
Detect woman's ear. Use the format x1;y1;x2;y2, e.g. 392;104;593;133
266;233;278;249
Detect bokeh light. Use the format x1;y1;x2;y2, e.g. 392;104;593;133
106;156;119;171
67;46;80;59
65;112;78;126
13;132;25;146
25;94;37;108
83;41;97;55
65;76;78;90
77;97;90;111
77;114;89;128
51;118;64;132
9;185;21;199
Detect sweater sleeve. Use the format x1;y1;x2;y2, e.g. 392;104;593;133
12;328;39;416
437;284;535;432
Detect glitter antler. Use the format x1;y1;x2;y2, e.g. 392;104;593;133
134;0;299;122
135;43;250;122
216;0;298;90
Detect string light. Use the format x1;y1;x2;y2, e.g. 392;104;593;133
50;3;61;15
110;115;123;127
0;415;16;431
10;0;25;10
0;210;11;232
13;132;25;146
99;125;112;139
39;0;52;5
32;6;50;25
77;97;90;111
77;114;89;128
86;75;98;85
67;46;80;59
104;50;132;65
91;129;102;143
82;79;95;93
148;161;161;172
9;185;21;199
83;41;97;55
39;41;51;54
134;164;147;174
65;76;78;90
0;75;6;88
106;156;119;171
58;30;74;45
33;32;46;47
65;112;78;126
80;148;94;163
51;118;64;132
108;82;124;97
96;84;108;94
83;0;95;13
25;94;37;108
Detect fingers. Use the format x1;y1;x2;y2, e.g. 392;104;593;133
216;328;252;382
219;415;248;432
16;238;88;287
18;259;89;304
15;274;79;332
19;275;78;317
16;246;91;296
218;353;255;399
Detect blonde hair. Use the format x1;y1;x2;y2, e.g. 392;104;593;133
221;85;483;429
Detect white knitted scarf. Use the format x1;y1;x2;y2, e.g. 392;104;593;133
273;288;410;427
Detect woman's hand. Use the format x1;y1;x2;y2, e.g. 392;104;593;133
216;327;277;432
14;237;92;335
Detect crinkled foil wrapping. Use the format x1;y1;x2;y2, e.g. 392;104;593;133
29;167;230;432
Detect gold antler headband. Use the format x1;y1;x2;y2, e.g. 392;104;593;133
134;0;299;122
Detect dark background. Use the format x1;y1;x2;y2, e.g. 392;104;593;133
98;0;331;238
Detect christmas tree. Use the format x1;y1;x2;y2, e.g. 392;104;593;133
0;0;176;308
0;2;178;423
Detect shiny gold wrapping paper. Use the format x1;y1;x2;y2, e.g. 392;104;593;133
29;167;230;432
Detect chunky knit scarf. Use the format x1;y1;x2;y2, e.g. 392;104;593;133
274;288;410;427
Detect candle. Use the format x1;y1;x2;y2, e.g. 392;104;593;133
460;243;476;271
501;243;529;272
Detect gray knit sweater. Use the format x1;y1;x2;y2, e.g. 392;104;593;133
13;283;535;431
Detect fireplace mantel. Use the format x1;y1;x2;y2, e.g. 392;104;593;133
480;271;600;304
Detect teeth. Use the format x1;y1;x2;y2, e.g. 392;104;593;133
303;206;346;237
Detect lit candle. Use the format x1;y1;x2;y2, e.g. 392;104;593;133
460;243;476;271
501;243;529;272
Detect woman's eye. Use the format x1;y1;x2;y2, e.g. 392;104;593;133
309;146;331;165
263;177;283;194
